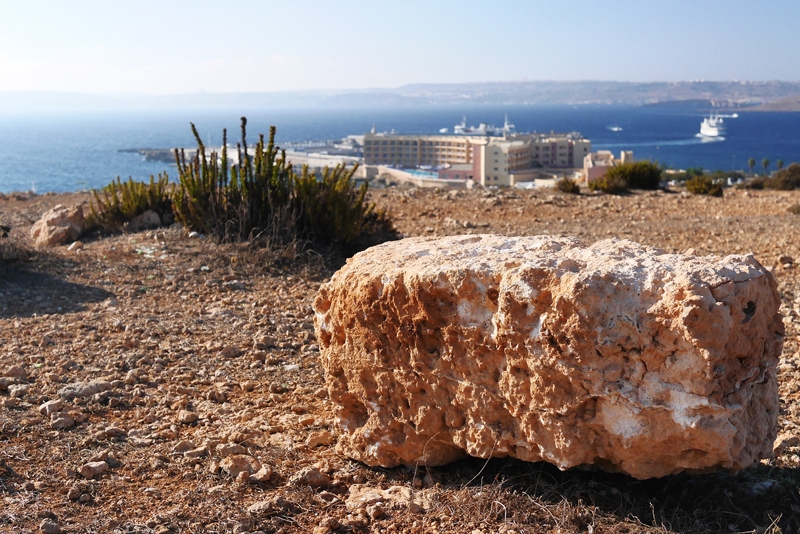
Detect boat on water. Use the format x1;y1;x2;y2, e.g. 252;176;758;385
451;115;515;136
699;114;726;137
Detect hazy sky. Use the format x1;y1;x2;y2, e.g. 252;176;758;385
1;0;799;95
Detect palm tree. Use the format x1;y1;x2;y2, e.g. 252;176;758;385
748;158;756;175
777;159;784;171
762;158;770;175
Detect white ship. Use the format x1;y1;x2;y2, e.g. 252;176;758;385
452;115;515;136
699;114;726;137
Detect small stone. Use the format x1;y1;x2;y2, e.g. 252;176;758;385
39;518;61;534
340;515;369;529
219;454;261;479
79;493;92;503
250;466;272;483
8;384;29;398
68;410;87;424
173;440;195;453
236;470;250;484
67;485;81;500
318;491;340;504
1;398;19;408
177;410;198;424
268;382;284;394
79;461;109;479
409;502;426;514
103;426;127;440
4;365;26;378
773;433;800;455
185;447;208;459
318;517;341;532
30;204;84;247
298;414;315;426
290;467;331;488
306;430;334;448
44;373;63;383
220;346;242;358
247;495;293;515
87;450;109;463
50;413;75;430
222;280;246;291
126;210;161;232
366;503;385;519
39;399;64;416
253;334;276;350
208;461;221;475
206;389;227;403
67;240;83;251
215;443;247;457
58;381;111;401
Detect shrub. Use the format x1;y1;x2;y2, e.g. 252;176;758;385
767;162;800;190
588;172;629;194
620;161;663;190
742;177;765;190
87;174;173;230
173;117;393;250
587;161;662;194
742;163;800;190
292;164;392;248
554;177;580;194
685;175;723;196
0;236;34;274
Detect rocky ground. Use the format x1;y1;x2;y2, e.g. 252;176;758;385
1;186;800;534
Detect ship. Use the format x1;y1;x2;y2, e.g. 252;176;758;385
699;114;726;137
449;115;515;136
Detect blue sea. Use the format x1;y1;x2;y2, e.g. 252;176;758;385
1;105;799;194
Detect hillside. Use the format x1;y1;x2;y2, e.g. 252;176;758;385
1;186;800;533
3;81;800;112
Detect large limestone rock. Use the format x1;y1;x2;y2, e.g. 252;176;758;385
30;204;84;247
314;235;784;479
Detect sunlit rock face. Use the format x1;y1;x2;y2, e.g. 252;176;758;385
30;204;84;247
314;235;784;480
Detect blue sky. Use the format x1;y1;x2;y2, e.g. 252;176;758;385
1;0;798;94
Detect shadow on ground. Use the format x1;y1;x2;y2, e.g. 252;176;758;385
422;456;800;533
1;259;114;318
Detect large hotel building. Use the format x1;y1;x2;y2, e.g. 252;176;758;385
363;130;590;187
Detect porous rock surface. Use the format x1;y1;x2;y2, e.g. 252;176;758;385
314;234;785;479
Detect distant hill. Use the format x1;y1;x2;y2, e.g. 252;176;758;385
2;81;800;112
749;95;800;111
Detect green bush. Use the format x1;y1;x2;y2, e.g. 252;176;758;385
767;163;800;190
587;172;629;194
685;175;723;196
554;177;580;194
742;163;800;190
619;161;663;190
742;177;765;189
173;117;393;249
86;174;173;230
587;161;662;194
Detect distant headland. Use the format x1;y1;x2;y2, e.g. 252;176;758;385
2;81;800;112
